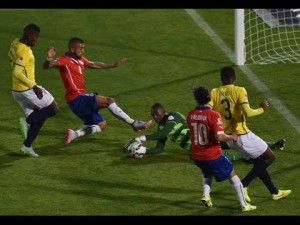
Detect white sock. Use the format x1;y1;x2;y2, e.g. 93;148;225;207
230;175;247;206
75;125;101;137
108;102;134;124
203;175;213;196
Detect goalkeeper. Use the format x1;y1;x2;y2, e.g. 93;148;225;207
128;103;286;158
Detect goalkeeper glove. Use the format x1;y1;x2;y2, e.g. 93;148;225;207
134;135;146;142
124;136;146;150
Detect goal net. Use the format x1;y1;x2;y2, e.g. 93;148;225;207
235;9;300;65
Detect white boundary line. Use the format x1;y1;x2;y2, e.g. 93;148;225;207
185;9;300;133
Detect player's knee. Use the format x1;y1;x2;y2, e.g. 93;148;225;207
51;101;59;114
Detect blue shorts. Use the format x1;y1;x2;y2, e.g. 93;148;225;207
194;155;233;182
68;93;105;125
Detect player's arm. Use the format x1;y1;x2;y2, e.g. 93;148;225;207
133;122;174;144
241;103;265;117
13;59;43;99
208;99;213;108
43;47;58;69
144;122;175;141
213;112;237;142
238;87;268;117
87;58;128;69
241;99;269;117
145;139;167;155
216;131;238;142
133;122;174;154
127;136;167;155
13;63;36;88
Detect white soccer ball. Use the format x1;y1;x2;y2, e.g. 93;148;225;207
126;140;146;158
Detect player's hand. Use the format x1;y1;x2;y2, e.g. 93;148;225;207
135;135;146;142
231;133;238;142
124;138;136;150
260;100;269;111
47;46;56;59
114;58;128;67
33;85;43;99
124;136;146;150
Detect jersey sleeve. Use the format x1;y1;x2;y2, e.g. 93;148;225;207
81;56;90;66
12;54;36;88
237;87;249;104
56;56;65;68
145;122;175;140
209;89;216;108
213;112;224;135
238;87;264;117
145;139;166;154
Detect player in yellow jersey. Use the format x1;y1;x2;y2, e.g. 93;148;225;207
209;66;291;202
9;23;58;157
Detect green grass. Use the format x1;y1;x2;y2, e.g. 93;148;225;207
0;9;299;215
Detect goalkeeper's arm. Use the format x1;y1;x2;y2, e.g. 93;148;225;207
145;122;174;141
145;139;167;155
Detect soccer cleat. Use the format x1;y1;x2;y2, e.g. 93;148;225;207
131;120;153;132
19;144;39;157
274;139;286;150
243;187;251;203
18;117;28;140
272;189;291;200
201;195;213;208
65;129;77;144
242;203;257;212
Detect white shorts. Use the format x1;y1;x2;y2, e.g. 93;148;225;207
12;86;55;117
225;131;268;160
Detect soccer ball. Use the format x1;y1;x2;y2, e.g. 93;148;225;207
126;140;146;158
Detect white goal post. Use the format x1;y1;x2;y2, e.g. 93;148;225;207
235;9;300;65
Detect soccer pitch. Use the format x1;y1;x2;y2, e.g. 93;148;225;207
0;9;299;216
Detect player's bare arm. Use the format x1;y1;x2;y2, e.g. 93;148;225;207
89;57;128;69
43;46;58;69
216;132;238;142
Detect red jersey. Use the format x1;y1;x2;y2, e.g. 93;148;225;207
56;54;90;102
187;106;224;161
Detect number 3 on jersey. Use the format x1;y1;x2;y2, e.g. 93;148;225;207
221;98;232;120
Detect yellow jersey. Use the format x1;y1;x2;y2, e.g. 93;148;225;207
210;84;263;135
8;38;36;91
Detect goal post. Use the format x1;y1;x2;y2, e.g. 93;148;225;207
235;9;245;66
235;8;300;65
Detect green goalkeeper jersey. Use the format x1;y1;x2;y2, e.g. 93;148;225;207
145;111;191;154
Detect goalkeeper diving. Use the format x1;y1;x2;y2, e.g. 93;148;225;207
125;103;286;158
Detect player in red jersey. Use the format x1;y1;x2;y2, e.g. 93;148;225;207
43;37;152;144
187;86;256;212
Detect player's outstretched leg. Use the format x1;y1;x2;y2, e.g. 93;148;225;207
131;120;153;132
65;129;77;144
